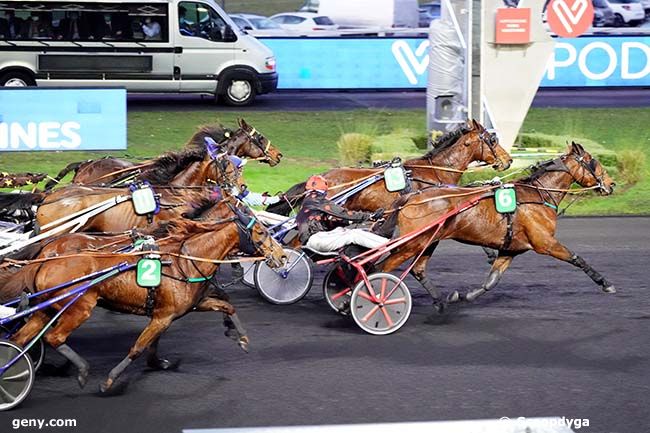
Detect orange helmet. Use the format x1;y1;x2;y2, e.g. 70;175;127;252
306;175;328;193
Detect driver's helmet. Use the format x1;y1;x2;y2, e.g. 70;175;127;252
306;175;328;194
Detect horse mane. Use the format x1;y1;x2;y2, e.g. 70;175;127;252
422;125;473;159
137;148;207;185
184;124;231;151
182;196;220;220
0;192;45;211
518;157;566;184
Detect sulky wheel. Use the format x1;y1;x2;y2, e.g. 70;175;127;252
0;339;35;411
254;248;314;305
323;266;359;316
350;273;412;335
1;325;44;372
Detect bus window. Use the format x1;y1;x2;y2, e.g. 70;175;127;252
0;3;168;43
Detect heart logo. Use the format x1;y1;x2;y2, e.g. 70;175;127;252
392;40;430;85
548;0;594;38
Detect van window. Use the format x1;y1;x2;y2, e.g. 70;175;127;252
0;2;168;42
178;2;229;41
314;16;334;25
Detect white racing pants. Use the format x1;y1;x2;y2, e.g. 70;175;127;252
305;227;389;253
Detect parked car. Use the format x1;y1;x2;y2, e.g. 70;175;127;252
606;0;645;26
419;1;441;27
269;12;337;32
230;13;294;36
593;0;617;26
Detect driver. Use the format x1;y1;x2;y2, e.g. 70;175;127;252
297;175;388;252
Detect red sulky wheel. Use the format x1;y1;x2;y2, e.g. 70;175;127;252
349;273;412;335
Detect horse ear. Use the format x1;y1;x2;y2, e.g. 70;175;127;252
238;118;249;130
571;141;585;156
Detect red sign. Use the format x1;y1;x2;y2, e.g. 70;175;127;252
547;0;594;38
495;8;531;45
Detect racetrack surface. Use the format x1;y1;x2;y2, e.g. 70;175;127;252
127;88;650;112
3;217;649;433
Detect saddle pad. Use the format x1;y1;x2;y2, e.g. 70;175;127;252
384;166;407;192
132;187;157;215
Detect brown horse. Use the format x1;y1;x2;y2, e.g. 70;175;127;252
43;118;282;189
267;120;512;216
9;202;286;393
376;142;616;309
34;152;244;234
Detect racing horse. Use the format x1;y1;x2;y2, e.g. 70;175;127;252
9;200;286;392
33;150;245;234
376;142;616;309
266;120;512;216
43;118;282;189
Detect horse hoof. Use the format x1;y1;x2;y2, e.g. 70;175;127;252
432;301;446;315
238;336;250;353
603;285;617;294
465;289;485;303
147;358;180;371
99;378;113;393
447;291;462;304
77;369;89;389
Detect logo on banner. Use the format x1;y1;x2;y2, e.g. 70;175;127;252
548;0;594;38
495;8;531;44
392;40;430;85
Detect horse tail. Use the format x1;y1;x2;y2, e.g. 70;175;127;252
373;195;410;239
0;192;45;213
265;181;306;216
43;161;85;191
0;262;41;303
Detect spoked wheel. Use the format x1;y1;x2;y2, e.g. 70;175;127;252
241;261;256;288
350;273;412;335
254;248;314;305
0;325;44;372
0;340;35;411
323;266;358;316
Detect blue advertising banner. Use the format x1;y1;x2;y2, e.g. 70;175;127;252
262;38;429;89
541;37;650;87
261;36;650;89
0;88;126;152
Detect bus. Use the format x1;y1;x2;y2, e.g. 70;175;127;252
0;0;278;105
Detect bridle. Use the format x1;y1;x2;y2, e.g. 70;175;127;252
227;202;272;258
477;128;501;167
243;127;274;162
566;154;606;191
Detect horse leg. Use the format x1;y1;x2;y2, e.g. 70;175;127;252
146;336;180;371
194;297;249;353
41;292;99;388
100;316;172;393
535;240;616;293
409;242;447;312
462;254;514;302
482;247;498;265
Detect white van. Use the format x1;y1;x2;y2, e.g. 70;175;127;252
317;0;419;28
0;0;277;105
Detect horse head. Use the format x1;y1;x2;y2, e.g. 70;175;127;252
229;118;282;166
465;119;513;171
563;142;615;195
229;202;286;268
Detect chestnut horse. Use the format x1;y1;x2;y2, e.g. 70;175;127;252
34;152;244;234
375;142;616;310
43;118;283;189
9;202;286;393
266;120;512;216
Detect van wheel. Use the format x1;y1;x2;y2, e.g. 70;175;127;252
613;14;625;27
220;78;256;106
0;71;36;87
